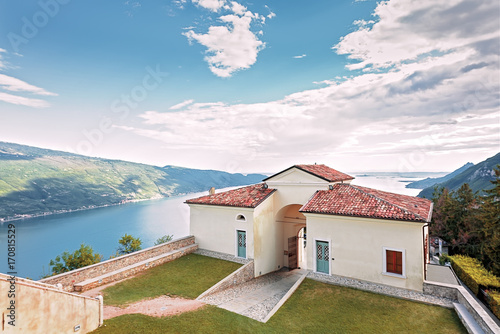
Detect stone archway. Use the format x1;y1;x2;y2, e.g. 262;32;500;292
275;204;306;270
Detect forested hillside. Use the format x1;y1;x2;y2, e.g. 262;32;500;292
0;142;265;221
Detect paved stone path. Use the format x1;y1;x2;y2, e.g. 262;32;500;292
199;269;307;322
427;264;459;285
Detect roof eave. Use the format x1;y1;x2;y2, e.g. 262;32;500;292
299;210;428;223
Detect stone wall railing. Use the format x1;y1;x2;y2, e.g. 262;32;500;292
197;260;254;300
40;235;195;291
424;280;500;334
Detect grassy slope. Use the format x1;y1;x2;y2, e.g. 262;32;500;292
93;279;466;334
102;254;242;306
0;142;266;220
418;152;500;198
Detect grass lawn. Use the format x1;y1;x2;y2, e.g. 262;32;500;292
101;254;242;306
93;279;466;333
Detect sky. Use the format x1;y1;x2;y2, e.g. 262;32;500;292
0;0;498;174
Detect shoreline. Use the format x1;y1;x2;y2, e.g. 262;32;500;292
0;195;167;224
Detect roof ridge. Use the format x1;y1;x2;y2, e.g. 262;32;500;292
347;184;425;221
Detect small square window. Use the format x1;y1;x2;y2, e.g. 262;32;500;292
386;249;403;275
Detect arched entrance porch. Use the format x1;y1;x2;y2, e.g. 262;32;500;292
275;204;307;270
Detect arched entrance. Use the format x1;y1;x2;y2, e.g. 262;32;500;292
275;204;307;270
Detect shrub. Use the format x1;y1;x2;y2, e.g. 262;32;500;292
154;234;173;246
449;255;500;295
117;234;142;255
439;253;449;266
49;243;102;275
488;290;500;320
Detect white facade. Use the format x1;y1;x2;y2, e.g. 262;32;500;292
188;165;430;291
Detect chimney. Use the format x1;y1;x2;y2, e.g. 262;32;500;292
209;187;215;195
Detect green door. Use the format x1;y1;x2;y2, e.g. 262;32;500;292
237;230;246;258
316;241;329;274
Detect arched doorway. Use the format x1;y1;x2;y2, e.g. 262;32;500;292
275;204;306;270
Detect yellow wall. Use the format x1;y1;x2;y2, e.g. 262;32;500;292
304;213;426;291
0;274;101;333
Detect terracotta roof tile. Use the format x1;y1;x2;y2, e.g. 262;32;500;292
300;184;432;223
186;183;275;208
264;164;354;182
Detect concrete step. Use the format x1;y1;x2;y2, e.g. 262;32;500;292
453;302;485;334
74;244;197;292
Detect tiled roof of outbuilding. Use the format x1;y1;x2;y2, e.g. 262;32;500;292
185;183;275;208
300;183;432;223
263;164;354;182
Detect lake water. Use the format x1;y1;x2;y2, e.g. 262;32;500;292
0;172;444;279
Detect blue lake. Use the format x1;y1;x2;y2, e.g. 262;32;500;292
0;173;444;279
0;192;201;279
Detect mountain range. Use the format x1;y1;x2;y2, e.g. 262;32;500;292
406;162;474;189
417;152;500;198
0;142;266;221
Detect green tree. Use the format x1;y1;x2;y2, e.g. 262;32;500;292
479;166;500;276
49;243;102;275
117;234;142;255
431;184;481;256
154;234;173;245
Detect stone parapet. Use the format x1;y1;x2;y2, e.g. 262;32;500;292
40;236;196;291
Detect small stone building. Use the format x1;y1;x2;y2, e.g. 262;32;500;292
186;164;432;291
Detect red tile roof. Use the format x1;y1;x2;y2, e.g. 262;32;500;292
300;183;432;223
186;183;275;208
263;164;354;182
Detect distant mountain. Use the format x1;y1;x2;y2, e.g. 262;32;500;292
406;163;474;189
0;142;266;221
418;153;500;198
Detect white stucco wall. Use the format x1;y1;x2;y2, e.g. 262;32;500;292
188;204;254;259
252;194;280;276
266;168;329;208
304;213;426;291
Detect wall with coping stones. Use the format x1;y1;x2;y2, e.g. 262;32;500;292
424;280;500;334
40;236;195;292
423;281;458;301
197;261;254;300
0;274;101;333
74;244;198;292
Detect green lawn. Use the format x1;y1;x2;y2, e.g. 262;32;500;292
101;254;242;306
93;279;466;334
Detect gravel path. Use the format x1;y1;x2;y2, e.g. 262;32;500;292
307;271;455;308
103;296;205;319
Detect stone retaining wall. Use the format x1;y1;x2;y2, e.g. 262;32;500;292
424;280;500;334
423;281;459;301
197;260;254;300
40;236;196;291
74;244;198;292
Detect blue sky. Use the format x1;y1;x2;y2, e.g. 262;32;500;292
0;0;498;173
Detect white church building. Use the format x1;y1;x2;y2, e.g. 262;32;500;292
186;164;432;291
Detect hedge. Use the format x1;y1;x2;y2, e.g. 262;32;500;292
449;255;500;295
488;290;500;320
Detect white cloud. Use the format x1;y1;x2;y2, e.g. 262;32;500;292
183;11;265;77
293;54;306;59
0;92;50;108
121;0;499;172
169;99;195;110
264;5;276;19
334;0;500;71
0;74;57;96
192;0;225;12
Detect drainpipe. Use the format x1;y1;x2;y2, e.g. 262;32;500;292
422;223;429;281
